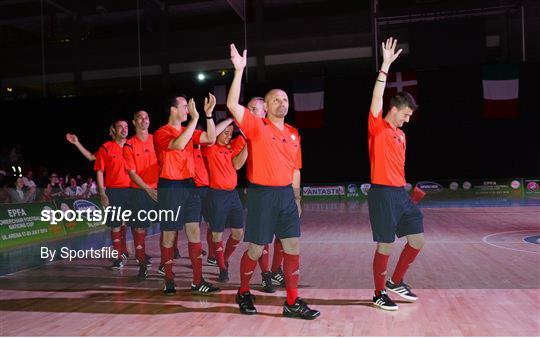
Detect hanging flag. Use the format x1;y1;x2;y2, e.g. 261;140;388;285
482;64;519;118
293;78;324;129
383;70;418;110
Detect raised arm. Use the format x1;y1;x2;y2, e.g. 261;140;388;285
232;144;248;170
66;133;96;161
199;93;217;144
226;43;247;124
215;117;234;136
169;98;199;150
370;37;403;118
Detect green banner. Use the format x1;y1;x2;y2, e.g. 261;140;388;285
54;198;106;234
524;179;540;197
0;201;66;250
413;178;524;201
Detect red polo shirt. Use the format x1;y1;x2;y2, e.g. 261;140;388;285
123;134;159;189
368;110;406;187
154;124;202;180
204;136;246;190
193;146;209;187
236;107;301;186
94;140;131;188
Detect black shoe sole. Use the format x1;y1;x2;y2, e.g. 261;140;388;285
283;311;320;320
164;290;176;296
238;308;257;315
261;286;276;293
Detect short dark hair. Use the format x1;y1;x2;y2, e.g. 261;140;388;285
164;94;187;112
247;96;264;105
389;91;418;111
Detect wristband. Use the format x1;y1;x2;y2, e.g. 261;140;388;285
205;116;213;119
379;70;388;76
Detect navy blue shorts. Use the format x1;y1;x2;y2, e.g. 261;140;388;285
367;184;424;243
207;188;245;233
128;188;157;229
157;178;201;231
197;186;210;222
105;187;131;228
244;183;300;245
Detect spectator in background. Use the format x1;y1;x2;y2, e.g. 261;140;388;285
0;168;9;203
81;176;98;198
42;172;64;201
75;174;83;186
9;177;36;203
22;170;36;189
64;177;83;198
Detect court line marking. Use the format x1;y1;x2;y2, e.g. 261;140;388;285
482;229;540;255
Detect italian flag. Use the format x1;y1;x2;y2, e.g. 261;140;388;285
482;64;519;118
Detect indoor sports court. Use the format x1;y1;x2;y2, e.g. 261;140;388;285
1;0;539;337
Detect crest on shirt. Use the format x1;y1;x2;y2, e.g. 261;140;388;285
291;134;296;141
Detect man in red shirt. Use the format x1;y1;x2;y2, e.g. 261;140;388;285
94;120;131;269
123;110;158;280
368;37;424;311
203;121;248;283
226;44;319;320
154;94;219;295
244;98;284;293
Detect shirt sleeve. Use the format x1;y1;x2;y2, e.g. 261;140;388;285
368;110;384;136
192;129;203;145
236;106;262;140
230;135;246;157
153;128;171;153
93;144;107;172
294;134;302;170
122;142;136;171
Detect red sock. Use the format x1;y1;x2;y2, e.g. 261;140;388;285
120;226;128;254
206;228;215;259
111;230;122;255
160;246;174;280
239;251;257;294
133;229;147;263
258;244;269;273
283;252;300;306
188;242;203;285
224;235;240;263
271;239;284;272
391;243;421;284
373;250;390;295
214;241;226;269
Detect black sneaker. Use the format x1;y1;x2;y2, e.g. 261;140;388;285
111;259;124;270
201;249;207;256
164;279;176;296
136;254;152;267
173;248;181;259
207;257;217;267
191;279;220;295
261;272;276;293
386;279;418;301
137;265;148;280
121;252;129;260
271;268;286;287
157;265;165;276
372;290;398;311
283;298;320;320
236;291;257;315
218;269;229;283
